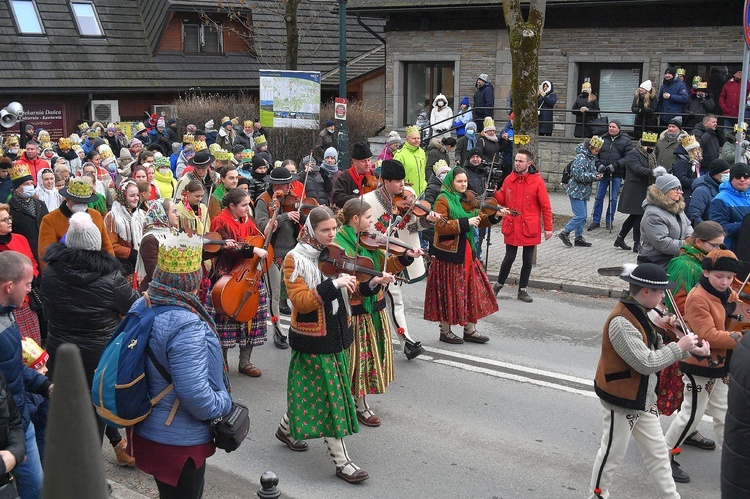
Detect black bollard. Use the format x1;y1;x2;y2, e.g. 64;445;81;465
257;471;281;499
42;344;109;498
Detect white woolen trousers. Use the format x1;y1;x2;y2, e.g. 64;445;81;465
664;373;728;451
588;404;679;499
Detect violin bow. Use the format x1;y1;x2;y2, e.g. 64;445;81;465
299;149;313;200
484;153;498;194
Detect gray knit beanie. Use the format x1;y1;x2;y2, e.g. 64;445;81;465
65;212;102;251
656;173;681;194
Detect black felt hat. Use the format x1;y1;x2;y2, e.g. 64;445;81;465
619;263;676;289
188;150;214;168
264;166;298;184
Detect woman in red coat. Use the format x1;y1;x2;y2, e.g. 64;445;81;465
491;149;553;303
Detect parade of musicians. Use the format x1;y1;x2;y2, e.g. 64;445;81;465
2;1;750;498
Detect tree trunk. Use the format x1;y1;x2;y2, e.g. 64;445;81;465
285;0;300;70
501;0;546;163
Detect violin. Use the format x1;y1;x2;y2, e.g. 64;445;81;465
211;190;281;322
391;190;448;227
281;192;319;215
359;231;417;256
318;244;404;282
362;174;378;195
460;190;521;216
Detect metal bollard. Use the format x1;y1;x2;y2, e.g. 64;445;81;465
257;471;281;499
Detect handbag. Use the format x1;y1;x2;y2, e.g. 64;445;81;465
213;401;250;453
27;285;43;312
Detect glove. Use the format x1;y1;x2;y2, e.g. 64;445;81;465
605;164;615;173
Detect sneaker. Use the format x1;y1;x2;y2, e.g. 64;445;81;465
517;290;533;303
558;232;572;247
587;223;600;231
574;236;592;247
492;282;503;296
671;459;690;483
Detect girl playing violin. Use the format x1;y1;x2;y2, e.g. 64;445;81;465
335;198;411;427
424;167;503;344
207;188;269;377
275;205;370;484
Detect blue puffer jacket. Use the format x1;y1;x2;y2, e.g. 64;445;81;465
134;298;232;445
0;307;51;431
710;181;750;250
688;174;721;226
566;143;600;200
656;78;689;122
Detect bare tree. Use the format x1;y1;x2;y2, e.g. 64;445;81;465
501;0;547;160
202;0;326;70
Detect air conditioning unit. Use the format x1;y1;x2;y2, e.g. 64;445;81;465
90;100;120;123
153;105;177;120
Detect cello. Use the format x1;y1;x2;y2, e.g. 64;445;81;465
211;190;282;322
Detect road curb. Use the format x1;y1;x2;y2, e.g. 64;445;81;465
503;276;617;298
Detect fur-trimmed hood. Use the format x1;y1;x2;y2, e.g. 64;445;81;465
643;184;685;214
42;242;123;285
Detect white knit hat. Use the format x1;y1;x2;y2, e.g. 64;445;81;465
65;212;101;251
639;80;653;92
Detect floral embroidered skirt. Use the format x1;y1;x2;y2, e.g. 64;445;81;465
424;256;498;325
287;350;359;440
347;309;394;397
206;281;268;349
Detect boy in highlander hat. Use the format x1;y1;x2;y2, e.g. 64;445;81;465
587;263;709;499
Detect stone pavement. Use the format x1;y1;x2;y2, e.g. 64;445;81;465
482;189;638;297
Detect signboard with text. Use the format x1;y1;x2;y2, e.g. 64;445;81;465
2;102;65;141
259;70;321;129
334;97;348;121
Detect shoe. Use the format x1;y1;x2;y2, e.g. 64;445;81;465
439;330;464;344
558;232;572;247
356;409;381;427
605;222;613;231
114;439;135;467
671;459;690;483
684;431;716;450
517;290;533;303
587;223;600;231
273;325;289;350
239;362;262;377
574;236;592;247
279;302;291;315
613;236;631;251
492;282;503;296
336;463;370;484
463;330;490;344
633;241;641;253
275;427;309;451
404;341;425;360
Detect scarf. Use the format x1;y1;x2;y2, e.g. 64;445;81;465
211;208;260;240
699;276;732;315
348;165;364;190
335;224;380;313
212;183;227;203
13;194;36;218
287;217;339;314
106;200;145;250
437;169;477;252
665;242;705;313
35;169;63;212
147;268;230;392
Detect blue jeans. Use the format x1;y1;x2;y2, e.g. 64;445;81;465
15;423;43;499
592;177;622;225
564;198;588;237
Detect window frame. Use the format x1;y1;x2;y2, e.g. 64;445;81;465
8;0;45;36
182;19;224;55
69;1;105;38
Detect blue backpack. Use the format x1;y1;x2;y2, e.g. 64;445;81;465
92;298;181;428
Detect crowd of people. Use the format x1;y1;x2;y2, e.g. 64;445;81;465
0;68;748;496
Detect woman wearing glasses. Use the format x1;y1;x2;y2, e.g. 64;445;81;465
638;173;693;268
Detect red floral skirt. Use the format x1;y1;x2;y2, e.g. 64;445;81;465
424;255;498;325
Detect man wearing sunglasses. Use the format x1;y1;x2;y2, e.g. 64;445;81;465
710;162;750;250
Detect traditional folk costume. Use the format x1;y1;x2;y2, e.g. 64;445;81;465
335;224;411;425
0;231;41;345
275;216;368;484
589;264;687;499
362;159;427;359
424;168;499;343
104;179;146;279
664;249;743;479
207;208;268;377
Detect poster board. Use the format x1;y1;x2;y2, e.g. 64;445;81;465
259;70;321;129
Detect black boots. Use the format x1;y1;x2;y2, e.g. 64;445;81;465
574;236;592;247
558;232;572;247
613;236;631;250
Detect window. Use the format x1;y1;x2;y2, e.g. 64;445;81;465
71;2;104;37
403;62;454;125
9;0;44;35
183;21;223;54
578;63;642;127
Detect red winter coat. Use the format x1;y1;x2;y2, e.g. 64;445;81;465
493;168;552;246
719;78;750;118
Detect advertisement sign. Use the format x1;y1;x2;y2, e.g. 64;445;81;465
334;97;348;121
2;102;65;141
259;70;321;129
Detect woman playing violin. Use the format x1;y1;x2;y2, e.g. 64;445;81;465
206;188;269;378
276;205;370;484
256;167;303;349
335;198;413;427
664;247;744;483
424;167;504;344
